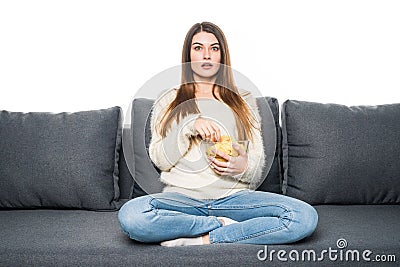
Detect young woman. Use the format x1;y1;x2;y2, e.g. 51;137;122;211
118;22;318;246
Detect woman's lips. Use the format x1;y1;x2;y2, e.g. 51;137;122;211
201;62;213;69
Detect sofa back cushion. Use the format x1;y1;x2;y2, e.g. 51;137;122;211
0;107;123;210
281;100;400;204
125;96;282;198
118;133;135;200
257;97;283;193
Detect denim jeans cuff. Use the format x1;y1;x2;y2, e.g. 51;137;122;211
209;216;223;244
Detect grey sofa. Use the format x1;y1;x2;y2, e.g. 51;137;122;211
1;97;399;266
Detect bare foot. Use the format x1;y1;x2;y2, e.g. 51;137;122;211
202;234;210;244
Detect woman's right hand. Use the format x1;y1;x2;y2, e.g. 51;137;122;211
194;117;221;142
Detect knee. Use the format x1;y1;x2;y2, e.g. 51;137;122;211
288;202;318;242
302;204;318;236
118;196;155;242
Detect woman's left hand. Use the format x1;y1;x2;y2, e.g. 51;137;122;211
208;143;248;176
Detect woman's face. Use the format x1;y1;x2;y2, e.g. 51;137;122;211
190;31;221;81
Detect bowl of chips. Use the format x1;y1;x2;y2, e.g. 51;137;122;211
202;135;249;162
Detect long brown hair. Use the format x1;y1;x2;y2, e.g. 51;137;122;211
158;22;258;141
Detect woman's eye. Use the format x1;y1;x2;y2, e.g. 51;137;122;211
212;46;219;51
194;46;202;51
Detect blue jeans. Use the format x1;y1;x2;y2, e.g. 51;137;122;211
118;190;318;244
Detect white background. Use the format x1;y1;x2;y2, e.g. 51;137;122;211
1;0;399;114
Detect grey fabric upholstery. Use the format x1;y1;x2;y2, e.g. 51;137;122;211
2;99;399;266
126;96;282;197
0;107;123;210
257;97;283;193
118;137;134;200
1;206;398;266
281;100;400;204
129;98;163;195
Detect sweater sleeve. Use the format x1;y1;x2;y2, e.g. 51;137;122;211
148;89;200;171
231;90;266;189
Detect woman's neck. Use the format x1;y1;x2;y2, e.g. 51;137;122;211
192;73;219;99
194;82;220;99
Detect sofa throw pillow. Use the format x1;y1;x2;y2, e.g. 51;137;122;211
117;132;135;200
256;97;283;193
281;100;400;204
126;96;282;198
0;107;123;210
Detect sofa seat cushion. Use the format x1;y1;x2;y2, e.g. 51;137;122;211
1;205;398;266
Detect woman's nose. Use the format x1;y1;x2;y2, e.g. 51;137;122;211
203;49;211;59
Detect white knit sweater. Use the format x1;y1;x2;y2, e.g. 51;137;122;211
148;88;265;199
